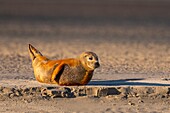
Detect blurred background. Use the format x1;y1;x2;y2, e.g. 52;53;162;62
0;0;170;43
0;0;170;79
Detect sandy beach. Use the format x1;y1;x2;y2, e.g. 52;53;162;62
0;0;170;113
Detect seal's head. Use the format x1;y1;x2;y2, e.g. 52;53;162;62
79;51;100;71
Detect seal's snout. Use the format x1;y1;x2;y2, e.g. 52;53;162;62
95;62;100;68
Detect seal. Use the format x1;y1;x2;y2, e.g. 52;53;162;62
28;44;100;86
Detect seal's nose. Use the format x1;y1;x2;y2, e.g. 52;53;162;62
95;62;100;68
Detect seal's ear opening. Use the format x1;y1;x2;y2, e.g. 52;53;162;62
28;44;42;61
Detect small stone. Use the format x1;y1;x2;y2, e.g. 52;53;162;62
15;90;21;96
9;93;15;98
24;100;29;103
2;87;14;95
128;101;135;106
22;88;30;94
41;88;48;97
22;98;32;103
47;89;61;97
138;100;144;103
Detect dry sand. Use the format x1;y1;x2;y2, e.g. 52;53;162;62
1;24;170;112
0;0;170;113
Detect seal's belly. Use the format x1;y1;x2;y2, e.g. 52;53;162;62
58;65;86;85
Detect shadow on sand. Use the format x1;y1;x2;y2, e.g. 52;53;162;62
88;78;170;86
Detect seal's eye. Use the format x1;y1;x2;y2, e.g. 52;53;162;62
88;57;93;60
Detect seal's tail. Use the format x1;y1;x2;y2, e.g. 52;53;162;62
28;44;43;61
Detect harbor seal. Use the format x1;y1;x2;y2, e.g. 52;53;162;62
28;44;100;86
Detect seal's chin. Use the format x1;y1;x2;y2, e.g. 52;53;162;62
87;62;100;70
86;64;94;70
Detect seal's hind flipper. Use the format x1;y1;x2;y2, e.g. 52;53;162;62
28;44;43;61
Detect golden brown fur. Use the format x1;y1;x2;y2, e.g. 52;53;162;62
28;44;100;86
